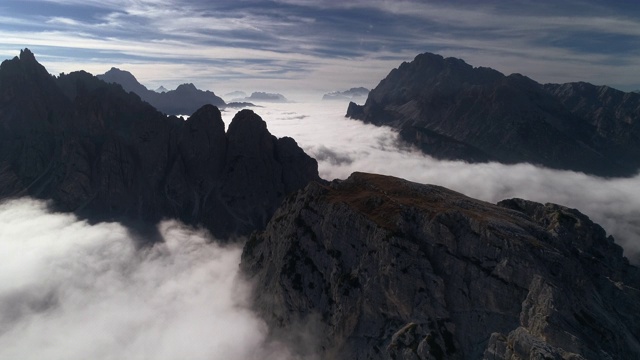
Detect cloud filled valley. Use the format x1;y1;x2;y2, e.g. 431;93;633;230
0;199;303;360
1;98;639;359
224;100;640;263
2;0;640;354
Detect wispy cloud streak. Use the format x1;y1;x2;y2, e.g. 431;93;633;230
1;0;639;93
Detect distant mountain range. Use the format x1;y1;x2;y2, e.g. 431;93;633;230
242;91;289;103
347;52;640;177
225;90;248;100
97;67;226;115
224;91;289;103
0;49;319;238
322;87;369;101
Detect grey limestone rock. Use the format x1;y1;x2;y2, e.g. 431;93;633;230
241;172;640;359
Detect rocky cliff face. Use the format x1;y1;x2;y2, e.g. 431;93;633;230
97;67;226;115
241;172;640;359
347;53;640;177
0;49;320;238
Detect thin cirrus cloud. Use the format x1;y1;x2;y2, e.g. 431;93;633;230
1;0;639;92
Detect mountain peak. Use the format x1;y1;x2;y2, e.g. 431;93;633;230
0;50;320;238
228;109;267;133
19;48;36;62
349;51;640;177
102;67;136;80
97;67;149;97
175;83;198;92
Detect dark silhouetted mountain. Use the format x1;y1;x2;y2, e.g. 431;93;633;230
244;91;289;103
0;49;319;239
97;67;226;115
322;87;369;101
242;172;640;360
97;67;150;96
347;53;640;177
162;83;226;115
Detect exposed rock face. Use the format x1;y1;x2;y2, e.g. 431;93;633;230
0;49;320;238
97;67;226;115
347;53;640;177
241;172;640;359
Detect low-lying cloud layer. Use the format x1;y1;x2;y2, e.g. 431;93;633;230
2;100;639;359
225;101;640;262
0;199;300;360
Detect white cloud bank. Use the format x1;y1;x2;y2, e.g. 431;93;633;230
2;100;639;359
224;100;640;262
0;199;302;360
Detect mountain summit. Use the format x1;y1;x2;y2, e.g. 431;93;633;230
347;53;640;177
98;67;226;115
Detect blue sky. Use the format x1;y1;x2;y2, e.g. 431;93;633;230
1;0;639;96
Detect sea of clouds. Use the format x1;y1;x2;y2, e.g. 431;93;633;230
223;99;640;262
0;199;300;360
1;99;639;359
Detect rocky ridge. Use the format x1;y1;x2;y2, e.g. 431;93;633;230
241;172;640;359
0;49;319;238
97;67;226;115
347;53;640;177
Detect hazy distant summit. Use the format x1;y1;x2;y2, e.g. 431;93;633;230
244;91;289;103
225;90;247;100
244;172;640;359
98;67;225;115
348;52;640;177
99;67;149;95
323;87;369;102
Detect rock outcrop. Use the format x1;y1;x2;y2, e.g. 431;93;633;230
97;67;226;115
0;49;320;238
347;53;640;177
241;172;640;359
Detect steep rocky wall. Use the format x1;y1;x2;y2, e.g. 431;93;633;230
0;49;320;239
242;172;640;359
347;52;640;177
